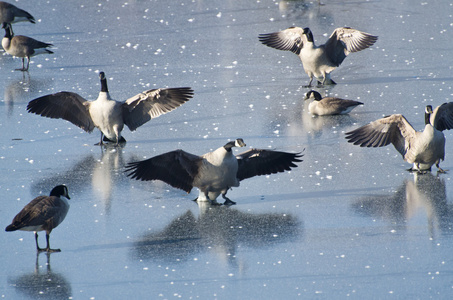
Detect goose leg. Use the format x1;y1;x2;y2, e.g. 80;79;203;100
35;232;45;252
304;76;314;88
436;163;447;173
25;57;30;71
16;58;26;71
44;233;61;253
222;193;236;206
203;191;221;206
95;132;105;146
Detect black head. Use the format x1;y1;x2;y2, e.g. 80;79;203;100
304;90;322;101
302;27;313;43
50;185;70;200
425;105;433;125
99;71;108;93
223;138;246;152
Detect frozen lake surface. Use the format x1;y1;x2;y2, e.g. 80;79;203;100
1;0;453;298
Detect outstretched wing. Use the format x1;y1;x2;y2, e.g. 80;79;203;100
236;149;303;181
122;87;194;131
345;114;417;158
258;27;304;55
27;92;94;132
431;102;453;131
125;149;202;193
324;27;378;66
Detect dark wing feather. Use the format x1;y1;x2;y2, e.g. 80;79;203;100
431;102;453;131
5;196;64;231
123;87;194;131
236;149;303;181
345;114;417;158
27;92;95;132
258;27;304;55
325;27;378;66
125;150;203;193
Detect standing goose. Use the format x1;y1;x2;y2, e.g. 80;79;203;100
304;90;363;115
5;185;70;253
0;2;35;24
1;22;53;71
27;72;194;146
345;103;453;173
126;139;303;205
259;27;378;86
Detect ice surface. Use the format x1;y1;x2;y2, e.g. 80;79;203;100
1;0;453;299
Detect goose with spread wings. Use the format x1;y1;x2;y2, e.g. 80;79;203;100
126;139;303;205
345;103;453;173
259;27;377;86
5;185;70;253
27;72;194;145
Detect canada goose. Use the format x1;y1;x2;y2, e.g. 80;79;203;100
126;138;303;205
0;2;35;24
5;185;70;253
1;22;53;71
304;90;363;115
258;27;378;86
27;72;194;146
345;103;453;173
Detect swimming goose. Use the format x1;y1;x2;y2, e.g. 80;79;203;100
0;2;35;24
5;185;70;253
1;22;53;71
126;139;303;205
304;90;363;115
27;72;194;146
345;103;453;173
258;27;378;86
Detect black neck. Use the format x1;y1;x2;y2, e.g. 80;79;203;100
3;24;12;38
223;141;236;152
425;108;431;125
99;72;109;93
304;28;314;43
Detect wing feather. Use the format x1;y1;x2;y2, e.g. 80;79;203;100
258;27;304;55
6;196;64;231
123;87;193;131
325;27;378;66
236;149;303;181
27;92;94;132
345;114;417;158
125;150;202;193
431;102;453;131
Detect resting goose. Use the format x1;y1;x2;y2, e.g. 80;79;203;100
126;138;303;205
0;2;35;24
1;22;53;71
259;27;378;86
27;72;194;145
304;90;363;115
345;103;453;173
5;185;70;253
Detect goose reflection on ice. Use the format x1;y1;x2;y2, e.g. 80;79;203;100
131;203;302;265
31;147;126;215
8;252;72;299
352;173;453;238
